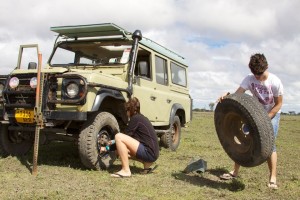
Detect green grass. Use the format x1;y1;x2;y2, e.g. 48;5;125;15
0;112;299;199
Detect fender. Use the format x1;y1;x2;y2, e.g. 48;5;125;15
169;103;185;125
91;88;125;111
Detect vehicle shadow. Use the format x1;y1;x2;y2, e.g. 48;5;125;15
17;141;86;173
17;141;146;174
172;168;245;192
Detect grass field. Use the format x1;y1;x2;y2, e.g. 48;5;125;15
0;112;299;200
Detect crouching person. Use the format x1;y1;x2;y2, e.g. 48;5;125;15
111;97;159;178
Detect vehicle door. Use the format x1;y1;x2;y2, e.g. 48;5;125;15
132;50;158;122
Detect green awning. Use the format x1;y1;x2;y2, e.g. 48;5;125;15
50;23;130;38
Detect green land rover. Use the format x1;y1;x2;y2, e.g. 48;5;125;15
0;23;192;170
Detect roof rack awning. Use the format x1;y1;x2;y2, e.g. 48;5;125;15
50;23;130;38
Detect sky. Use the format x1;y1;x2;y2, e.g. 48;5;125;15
1;0;299;113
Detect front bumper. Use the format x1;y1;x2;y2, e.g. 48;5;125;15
0;109;87;123
44;111;87;121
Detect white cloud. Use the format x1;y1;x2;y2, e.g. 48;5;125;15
0;0;299;112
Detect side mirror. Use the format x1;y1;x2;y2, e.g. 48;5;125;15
28;62;37;69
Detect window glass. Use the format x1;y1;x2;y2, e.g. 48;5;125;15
155;56;168;85
171;62;187;87
50;41;132;66
18;48;38;70
51;48;75;65
135;50;151;79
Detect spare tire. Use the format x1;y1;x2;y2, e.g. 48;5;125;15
214;93;274;167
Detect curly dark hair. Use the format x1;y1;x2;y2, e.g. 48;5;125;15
125;97;140;117
248;53;268;75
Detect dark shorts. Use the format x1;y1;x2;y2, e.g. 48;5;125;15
136;143;156;163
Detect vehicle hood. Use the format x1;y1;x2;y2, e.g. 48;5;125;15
10;68;69;74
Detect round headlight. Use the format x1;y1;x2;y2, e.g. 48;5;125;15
0;84;4;97
66;83;79;98
9;77;19;89
30;77;37;88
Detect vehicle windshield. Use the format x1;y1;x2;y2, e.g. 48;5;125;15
49;40;132;66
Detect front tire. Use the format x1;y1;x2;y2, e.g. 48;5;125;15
78;112;119;170
0;123;33;157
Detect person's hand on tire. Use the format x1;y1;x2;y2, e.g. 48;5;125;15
218;92;230;103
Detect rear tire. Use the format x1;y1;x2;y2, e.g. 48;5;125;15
214;93;274;167
78;112;119;170
161;115;181;151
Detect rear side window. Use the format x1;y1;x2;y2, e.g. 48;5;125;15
171;62;187;87
155;56;168;85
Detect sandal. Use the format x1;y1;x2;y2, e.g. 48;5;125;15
111;173;131;178
268;182;278;189
141;165;158;174
220;172;237;180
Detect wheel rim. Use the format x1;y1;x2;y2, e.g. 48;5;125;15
96;126;113;156
8;130;31;144
171;122;179;145
222;111;253;154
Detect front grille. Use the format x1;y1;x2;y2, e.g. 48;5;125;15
3;74;37;109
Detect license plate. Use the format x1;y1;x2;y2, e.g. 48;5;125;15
15;110;34;123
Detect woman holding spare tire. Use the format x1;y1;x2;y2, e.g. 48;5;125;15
219;53;283;189
110;97;159;178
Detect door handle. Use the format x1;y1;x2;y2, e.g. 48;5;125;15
150;96;156;101
167;99;172;103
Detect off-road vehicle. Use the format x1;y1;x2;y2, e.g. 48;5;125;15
0;23;192;170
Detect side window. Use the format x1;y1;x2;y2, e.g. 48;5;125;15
155;56;168;85
171;62;187;87
135;57;151;79
135;49;151;79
